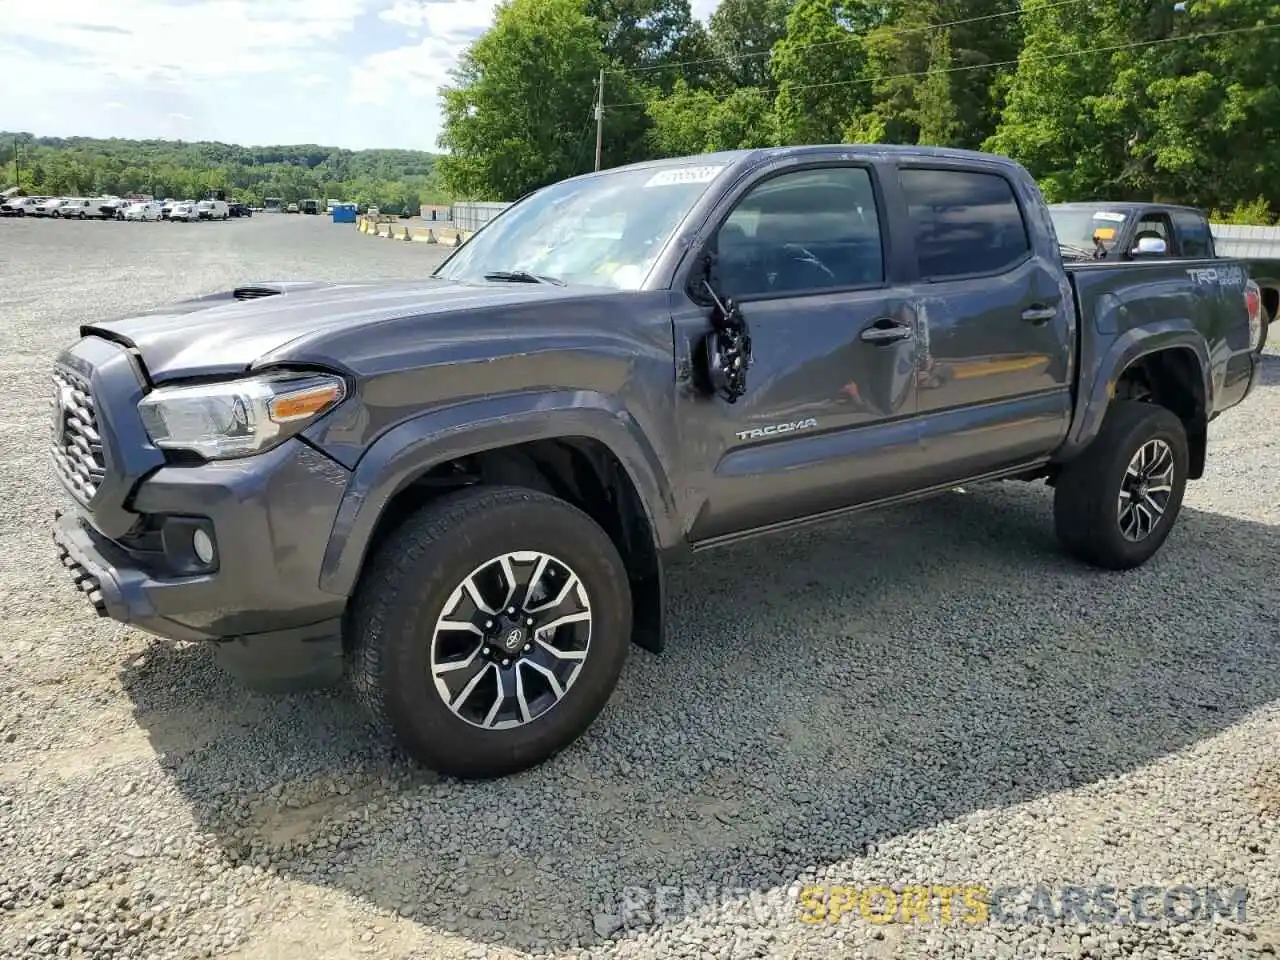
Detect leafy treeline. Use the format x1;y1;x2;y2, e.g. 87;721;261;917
0;135;448;211
438;0;1279;222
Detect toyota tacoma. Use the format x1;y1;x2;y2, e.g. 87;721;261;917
49;145;1266;778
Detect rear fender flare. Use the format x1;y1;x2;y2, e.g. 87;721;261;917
1062;325;1212;459
318;390;679;597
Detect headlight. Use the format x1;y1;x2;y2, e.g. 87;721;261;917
137;371;346;459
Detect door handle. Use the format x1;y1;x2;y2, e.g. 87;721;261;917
1021;304;1058;324
860;318;913;344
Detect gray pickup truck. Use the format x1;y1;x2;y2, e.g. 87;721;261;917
50;145;1265;778
1049;199;1280;347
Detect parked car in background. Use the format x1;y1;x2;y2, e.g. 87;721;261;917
0;196;49;216
301;199;319;215
54;198;97;219
169;202;199;222
123;201;164;221
97;199;128;220
286;202;299;213
228;202;253;218
1049;201;1280;349
160;201;180;221
33;197;73;217
196;199;229;221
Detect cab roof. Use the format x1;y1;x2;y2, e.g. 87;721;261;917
561;143;1026;186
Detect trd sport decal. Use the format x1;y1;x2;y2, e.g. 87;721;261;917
735;418;819;442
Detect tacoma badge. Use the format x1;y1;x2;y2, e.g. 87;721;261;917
735;418;819;442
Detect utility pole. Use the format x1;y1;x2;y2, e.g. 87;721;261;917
594;68;605;172
12;137;19;188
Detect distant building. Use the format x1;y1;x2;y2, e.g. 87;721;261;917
421;204;450;222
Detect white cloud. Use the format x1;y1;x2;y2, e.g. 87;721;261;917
351;0;721;149
379;0;435;31
0;0;727;151
0;0;370;85
348;0;500;149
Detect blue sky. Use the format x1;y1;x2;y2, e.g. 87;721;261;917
0;0;719;152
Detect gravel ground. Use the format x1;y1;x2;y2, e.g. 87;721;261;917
0;214;1278;960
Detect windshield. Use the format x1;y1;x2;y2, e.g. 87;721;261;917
1049;205;1131;255
433;162;730;289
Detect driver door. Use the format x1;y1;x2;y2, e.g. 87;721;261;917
673;160;924;544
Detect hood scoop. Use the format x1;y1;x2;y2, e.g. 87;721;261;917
233;285;284;301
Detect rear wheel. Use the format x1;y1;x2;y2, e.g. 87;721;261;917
347;485;632;778
1054;400;1189;570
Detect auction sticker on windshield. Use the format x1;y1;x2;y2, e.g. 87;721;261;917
644;166;724;187
1093;211;1127;222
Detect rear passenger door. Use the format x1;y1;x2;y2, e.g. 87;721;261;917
895;163;1074;484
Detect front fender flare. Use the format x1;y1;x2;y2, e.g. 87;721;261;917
1060;324;1213;460
318;390;680;597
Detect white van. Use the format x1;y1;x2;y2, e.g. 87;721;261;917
124;201;164;221
169;202;199;222
54;198;97;219
196;199;229;221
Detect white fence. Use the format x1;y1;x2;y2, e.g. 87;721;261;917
451;201;512;233
450;200;1280;260
1210;224;1280;260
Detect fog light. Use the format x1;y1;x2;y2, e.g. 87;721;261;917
192;528;215;565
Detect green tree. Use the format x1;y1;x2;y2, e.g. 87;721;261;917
438;0;645;199
646;80;721;156
983;0;1117;201
772;0;880;145
706;88;778;149
707;0;795;88
586;0;717;87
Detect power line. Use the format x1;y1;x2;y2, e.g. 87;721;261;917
606;0;1090;78
606;21;1280;109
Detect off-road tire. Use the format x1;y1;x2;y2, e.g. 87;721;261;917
346;485;632;779
1054;399;1189;570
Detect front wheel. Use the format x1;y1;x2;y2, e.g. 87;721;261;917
1053;400;1189;570
347;485;633;779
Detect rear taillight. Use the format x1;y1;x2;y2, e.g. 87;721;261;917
1246;279;1264;352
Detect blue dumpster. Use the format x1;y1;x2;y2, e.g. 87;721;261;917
332;203;357;223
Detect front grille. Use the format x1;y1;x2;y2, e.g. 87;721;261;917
50;366;106;502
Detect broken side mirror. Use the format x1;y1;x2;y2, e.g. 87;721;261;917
693;250;752;403
704;323;751;403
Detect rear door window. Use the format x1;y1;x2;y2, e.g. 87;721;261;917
1172;209;1215;258
898;168;1032;280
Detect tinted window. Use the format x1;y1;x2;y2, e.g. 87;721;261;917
899;168;1031;279
713;167;883;298
1172;209;1214;258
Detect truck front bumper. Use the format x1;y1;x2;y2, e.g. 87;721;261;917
51;439;352;690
